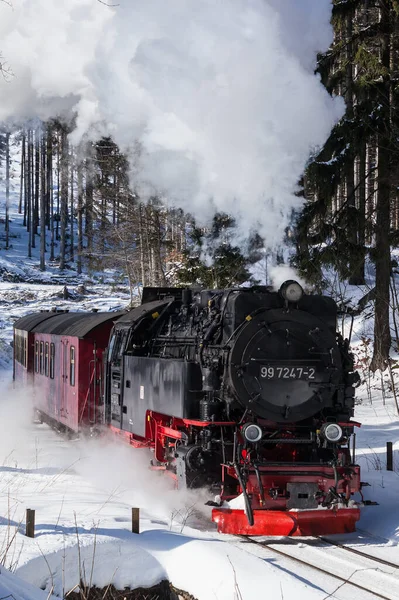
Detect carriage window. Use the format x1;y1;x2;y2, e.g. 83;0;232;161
70;346;75;386
24;337;27;368
39;342;44;374
14;333;22;366
35;341;39;373
50;343;55;379
45;342;49;377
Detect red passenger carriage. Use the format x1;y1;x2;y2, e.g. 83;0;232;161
14;310;123;433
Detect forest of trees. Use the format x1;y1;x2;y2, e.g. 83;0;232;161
0;125;258;302
1;0;399;371
297;0;399;371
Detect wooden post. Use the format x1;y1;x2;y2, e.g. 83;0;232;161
132;508;140;534
26;509;35;538
387;442;393;472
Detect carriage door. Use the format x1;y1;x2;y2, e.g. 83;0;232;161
108;328;127;429
60;339;69;419
87;344;100;425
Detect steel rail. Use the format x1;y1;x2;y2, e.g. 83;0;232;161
237;535;397;600
318;536;399;570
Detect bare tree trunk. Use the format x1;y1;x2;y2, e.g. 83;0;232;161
59;128;68;270
371;0;392;371
40;133;46;271
353;145;366;285
32;130;40;247
77;159;83;275
365;140;377;246
70;147;74;262
145;205;152;285
48;129;55;262
85;148;94;254
23;134;28;228
139;204;146;286
113;168;118;226
27;129;32;259
344;8;359;285
56;133;60;241
19;132;25;216
152;207;166;285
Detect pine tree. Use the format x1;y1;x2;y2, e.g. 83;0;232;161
370;0;395;370
177;214;260;288
297;0;399;370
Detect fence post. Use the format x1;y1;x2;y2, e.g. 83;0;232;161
26;509;35;538
387;442;393;471
132;508;140;534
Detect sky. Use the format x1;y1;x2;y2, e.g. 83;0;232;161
0;0;343;246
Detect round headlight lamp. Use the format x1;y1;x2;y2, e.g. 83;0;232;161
279;280;304;303
242;423;263;443
321;423;343;443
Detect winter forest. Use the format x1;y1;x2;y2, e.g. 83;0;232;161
0;2;397;366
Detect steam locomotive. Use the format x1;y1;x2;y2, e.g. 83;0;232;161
13;281;362;536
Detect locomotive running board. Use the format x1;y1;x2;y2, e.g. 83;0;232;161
212;507;361;536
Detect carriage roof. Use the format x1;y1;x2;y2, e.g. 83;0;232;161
14;311;125;338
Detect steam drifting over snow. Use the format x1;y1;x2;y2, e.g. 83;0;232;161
0;0;343;244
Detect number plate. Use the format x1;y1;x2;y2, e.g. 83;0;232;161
260;365;316;380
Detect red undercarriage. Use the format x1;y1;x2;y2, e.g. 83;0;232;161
213;463;361;535
212;507;361;536
109;414;361;537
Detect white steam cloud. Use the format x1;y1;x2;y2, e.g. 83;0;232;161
0;0;343;244
269;264;308;292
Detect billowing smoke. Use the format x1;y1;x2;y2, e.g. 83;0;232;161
0;0;342;245
269;264;308;292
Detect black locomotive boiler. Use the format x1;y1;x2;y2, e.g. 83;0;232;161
104;281;361;535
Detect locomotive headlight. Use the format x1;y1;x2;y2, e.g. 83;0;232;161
242;423;263;443
321;423;343;443
279;280;304;303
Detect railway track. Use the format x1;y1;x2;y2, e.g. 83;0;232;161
318;535;399;570
235;534;399;600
